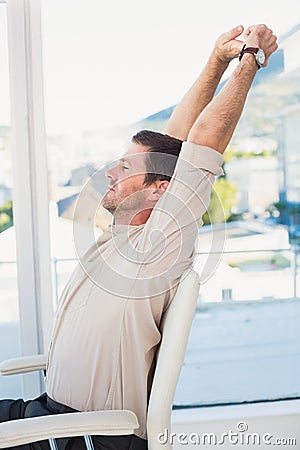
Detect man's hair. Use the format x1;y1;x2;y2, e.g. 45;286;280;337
132;130;183;186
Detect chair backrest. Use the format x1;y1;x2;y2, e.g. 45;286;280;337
147;269;200;450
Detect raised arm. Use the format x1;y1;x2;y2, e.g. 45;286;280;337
164;26;245;140
187;24;278;154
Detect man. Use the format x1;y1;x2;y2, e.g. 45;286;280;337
0;24;277;450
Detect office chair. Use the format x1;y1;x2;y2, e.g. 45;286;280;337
0;269;199;450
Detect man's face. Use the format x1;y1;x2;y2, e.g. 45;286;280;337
103;143;150;216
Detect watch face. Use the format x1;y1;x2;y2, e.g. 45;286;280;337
257;49;265;66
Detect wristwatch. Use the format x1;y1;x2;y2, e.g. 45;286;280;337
239;44;266;69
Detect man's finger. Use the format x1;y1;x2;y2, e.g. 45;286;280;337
244;25;255;38
223;25;244;42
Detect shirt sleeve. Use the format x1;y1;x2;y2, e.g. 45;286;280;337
133;141;224;279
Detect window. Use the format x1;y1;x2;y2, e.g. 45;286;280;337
40;1;300;408
1;0;299;407
0;0;53;398
175;26;300;406
0;3;21;398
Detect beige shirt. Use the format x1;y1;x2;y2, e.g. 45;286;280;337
46;142;224;439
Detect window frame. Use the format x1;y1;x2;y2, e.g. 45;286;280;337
6;0;53;397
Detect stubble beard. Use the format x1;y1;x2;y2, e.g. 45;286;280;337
102;187;146;219
102;195;117;215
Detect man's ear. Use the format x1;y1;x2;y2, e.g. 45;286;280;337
149;180;169;202
158;180;169;192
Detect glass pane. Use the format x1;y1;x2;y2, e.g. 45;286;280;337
175;294;300;406
175;23;300;406
0;4;22;398
41;1;300;410
42;1;124;289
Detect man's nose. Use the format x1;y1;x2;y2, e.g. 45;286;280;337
105;165;117;182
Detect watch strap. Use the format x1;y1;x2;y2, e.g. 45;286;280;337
239;44;259;61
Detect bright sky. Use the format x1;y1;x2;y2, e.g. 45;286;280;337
1;0;300;134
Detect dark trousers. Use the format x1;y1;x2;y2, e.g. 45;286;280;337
0;393;147;450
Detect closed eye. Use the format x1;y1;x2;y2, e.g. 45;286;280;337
120;158;131;171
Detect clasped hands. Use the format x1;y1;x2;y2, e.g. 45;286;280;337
212;23;278;67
